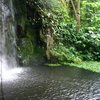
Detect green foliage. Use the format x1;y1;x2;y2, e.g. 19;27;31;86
17;0;100;65
74;33;100;61
54;1;100;62
50;43;82;64
81;1;100;32
26;0;70;29
55;18;100;61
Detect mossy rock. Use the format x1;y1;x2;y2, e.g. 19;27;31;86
19;38;33;54
17;38;34;65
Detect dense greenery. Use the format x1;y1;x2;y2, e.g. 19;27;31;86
15;0;100;68
54;0;100;62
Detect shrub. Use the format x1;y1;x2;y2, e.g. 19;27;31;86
50;43;82;64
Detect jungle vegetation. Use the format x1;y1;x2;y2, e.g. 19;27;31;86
15;0;100;72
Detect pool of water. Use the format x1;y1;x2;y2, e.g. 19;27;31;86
0;65;100;100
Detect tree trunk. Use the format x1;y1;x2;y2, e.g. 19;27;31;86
77;0;80;33
70;0;78;21
70;0;80;33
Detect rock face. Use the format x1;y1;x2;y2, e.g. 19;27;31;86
0;0;17;68
14;0;46;65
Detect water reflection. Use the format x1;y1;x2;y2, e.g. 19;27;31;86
1;65;100;100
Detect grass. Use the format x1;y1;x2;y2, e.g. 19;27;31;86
64;61;100;73
45;63;61;66
46;61;100;73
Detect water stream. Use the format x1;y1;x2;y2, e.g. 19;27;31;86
0;0;17;70
0;0;17;99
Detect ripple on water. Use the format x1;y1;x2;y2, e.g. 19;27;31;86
2;65;100;100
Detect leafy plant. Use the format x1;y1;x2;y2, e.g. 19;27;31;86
20;0;100;65
50;43;82;64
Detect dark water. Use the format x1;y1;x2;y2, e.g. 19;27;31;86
0;65;100;100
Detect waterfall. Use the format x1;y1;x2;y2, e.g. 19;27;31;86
0;0;17;70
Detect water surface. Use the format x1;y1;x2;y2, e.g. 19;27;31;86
1;65;100;100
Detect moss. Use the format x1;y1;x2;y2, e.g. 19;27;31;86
21;16;27;31
45;63;61;67
17;38;33;64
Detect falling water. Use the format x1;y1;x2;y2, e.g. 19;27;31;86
0;0;17;71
